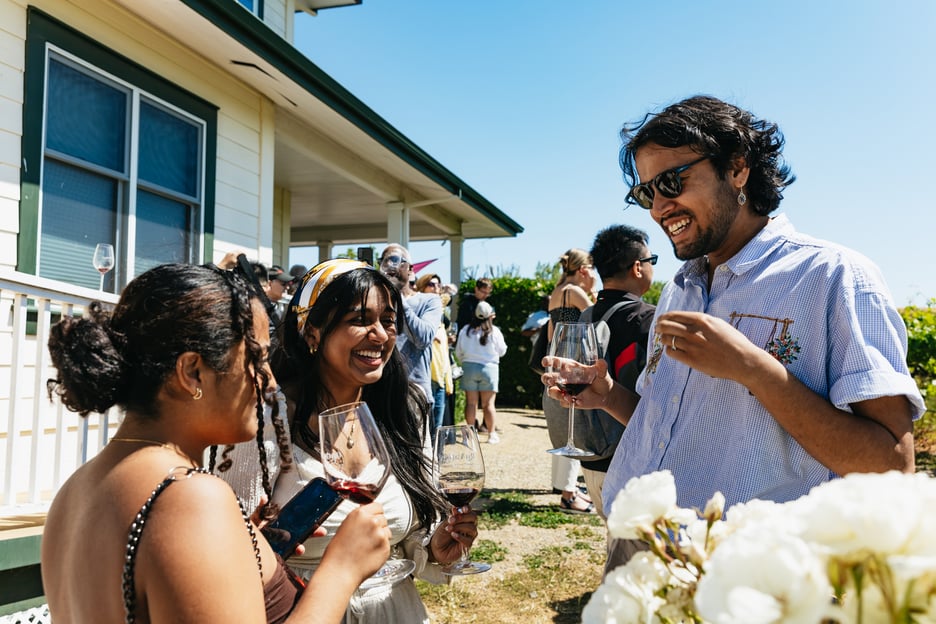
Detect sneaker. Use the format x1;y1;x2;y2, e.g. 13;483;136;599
487;431;500;444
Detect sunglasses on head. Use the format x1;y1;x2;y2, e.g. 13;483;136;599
380;254;409;266
626;156;708;210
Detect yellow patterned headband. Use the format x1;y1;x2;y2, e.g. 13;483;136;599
291;258;371;333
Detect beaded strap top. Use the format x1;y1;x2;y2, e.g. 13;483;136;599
122;467;262;623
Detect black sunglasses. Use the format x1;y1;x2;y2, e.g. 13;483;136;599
626;156;708;210
638;255;658;266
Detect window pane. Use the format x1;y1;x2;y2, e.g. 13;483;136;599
134;190;191;277
238;0;255;11
139;101;200;197
47;57;128;173
39;159;118;290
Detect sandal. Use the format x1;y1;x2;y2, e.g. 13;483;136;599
553;486;592;503
559;493;594;514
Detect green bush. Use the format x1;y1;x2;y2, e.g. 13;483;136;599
458;276;554;408
902;301;936;417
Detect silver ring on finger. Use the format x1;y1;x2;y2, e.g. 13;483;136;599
671;335;678;351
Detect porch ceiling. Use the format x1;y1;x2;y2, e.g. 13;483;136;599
110;0;522;247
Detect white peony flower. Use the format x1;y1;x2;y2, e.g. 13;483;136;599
607;470;678;540
695;528;832;624
795;471;930;560
703;491;725;520
582;553;669;624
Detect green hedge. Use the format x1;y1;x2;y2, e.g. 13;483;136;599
902;302;936;415
458;276;554;408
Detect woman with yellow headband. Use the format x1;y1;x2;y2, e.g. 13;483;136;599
270;259;480;622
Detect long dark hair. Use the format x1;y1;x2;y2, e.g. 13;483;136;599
274;267;446;530
467;315;493;345
619;95;795;216
46;263;290;514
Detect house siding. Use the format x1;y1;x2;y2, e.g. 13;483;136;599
4;0;280;267
0;0;280;510
0;1;25;271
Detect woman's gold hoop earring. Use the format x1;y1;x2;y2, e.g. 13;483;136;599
309;344;317;356
192;387;203;401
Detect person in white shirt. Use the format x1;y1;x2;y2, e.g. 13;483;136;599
455;301;508;444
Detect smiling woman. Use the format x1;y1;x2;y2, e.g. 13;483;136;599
268;259;485;622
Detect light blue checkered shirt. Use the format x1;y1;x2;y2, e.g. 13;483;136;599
603;215;925;512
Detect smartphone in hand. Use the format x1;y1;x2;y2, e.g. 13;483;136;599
261;477;342;558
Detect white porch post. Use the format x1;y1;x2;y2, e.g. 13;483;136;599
319;241;334;262
449;235;464;286
386;201;408;247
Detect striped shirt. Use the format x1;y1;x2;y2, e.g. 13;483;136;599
603;214;925;512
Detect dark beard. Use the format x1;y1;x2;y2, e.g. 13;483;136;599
671;186;740;261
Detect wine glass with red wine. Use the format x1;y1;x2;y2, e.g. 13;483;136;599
546;322;599;458
433;425;491;575
319;401;415;588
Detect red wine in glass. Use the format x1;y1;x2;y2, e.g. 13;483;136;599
330;480;380;504
556;382;589;396
441;479;482;508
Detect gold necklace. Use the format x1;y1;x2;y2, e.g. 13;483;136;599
109;437;197;466
109;437;173;448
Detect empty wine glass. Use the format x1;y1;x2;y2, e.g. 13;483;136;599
92;243;115;291
319;401;415;589
433;425;491;575
546;322;599;457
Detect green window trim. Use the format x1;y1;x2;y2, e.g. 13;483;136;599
20;7;219;275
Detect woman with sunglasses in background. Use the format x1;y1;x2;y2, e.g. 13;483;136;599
42;263;391;624
270;259;480;622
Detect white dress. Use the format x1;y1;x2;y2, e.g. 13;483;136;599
217;390;290;514
271;444;448;623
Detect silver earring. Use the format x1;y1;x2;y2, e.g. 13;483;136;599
738;189;747;206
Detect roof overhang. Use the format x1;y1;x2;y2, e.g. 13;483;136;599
110;0;523;247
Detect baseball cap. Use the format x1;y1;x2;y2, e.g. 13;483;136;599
475;301;495;320
268;265;293;284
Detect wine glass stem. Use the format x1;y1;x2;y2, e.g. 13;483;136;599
99;273;105;292
565;402;576;448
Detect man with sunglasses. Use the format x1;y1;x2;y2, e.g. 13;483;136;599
379;244;443;419
548;95;924;572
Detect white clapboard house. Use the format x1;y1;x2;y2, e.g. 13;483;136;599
0;0;522;618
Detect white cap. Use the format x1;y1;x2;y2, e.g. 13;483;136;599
475;301;495;319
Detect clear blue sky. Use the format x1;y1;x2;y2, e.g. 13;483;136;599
289;0;935;306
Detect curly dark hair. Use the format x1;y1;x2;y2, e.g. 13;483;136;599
46;263;290;517
274;267;447;531
619;95;796;216
590;225;649;280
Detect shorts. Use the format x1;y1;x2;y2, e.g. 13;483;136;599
460;361;499;392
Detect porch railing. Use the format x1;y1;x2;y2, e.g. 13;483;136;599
0;269;120;514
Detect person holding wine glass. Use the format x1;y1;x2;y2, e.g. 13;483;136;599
41;263;393;624
270;259;481;622
543;248;598;513
92;242;115;291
